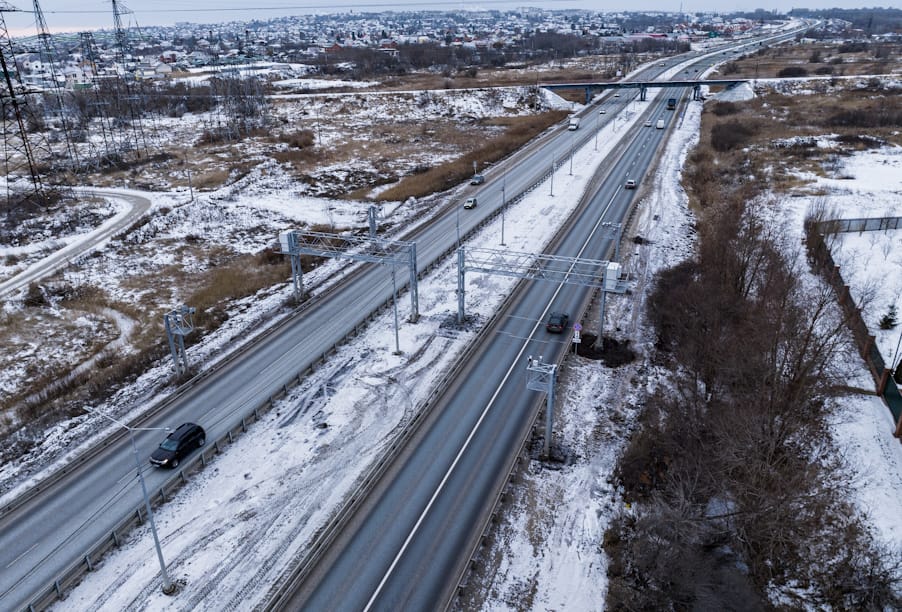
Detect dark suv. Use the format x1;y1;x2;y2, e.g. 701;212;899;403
546;312;570;333
150;423;205;468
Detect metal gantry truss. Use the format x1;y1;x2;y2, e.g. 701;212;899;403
164;305;195;376
278;230;419;322
526;355;557;458
456;244;627;324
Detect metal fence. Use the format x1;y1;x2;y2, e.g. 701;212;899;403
807;219;902;433
821;216;902;234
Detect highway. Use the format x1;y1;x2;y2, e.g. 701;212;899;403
0;59;657;612
0;25;805;610
276;75;673;612
273;26;809;610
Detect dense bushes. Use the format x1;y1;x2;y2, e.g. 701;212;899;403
777;65;809;77
710;119;756;151
605;193;902;609
827;106;902;128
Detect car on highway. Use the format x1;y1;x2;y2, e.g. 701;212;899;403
644;120;652;127
599;109;606;114
625;179;637;189
614;93;620;97
546;312;569;333
470;174;485;186
464;197;478;209
150;422;205;468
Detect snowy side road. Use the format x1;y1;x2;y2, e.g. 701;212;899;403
0;189;150;299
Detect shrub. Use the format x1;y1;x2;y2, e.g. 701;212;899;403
711;101;740;116
838;41;868;53
879;304;898;330
826;106;902;128
710;119;756;152
778;66;809;78
23;284;48;308
279;129;315;149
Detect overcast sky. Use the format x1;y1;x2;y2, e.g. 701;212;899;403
4;1;876;36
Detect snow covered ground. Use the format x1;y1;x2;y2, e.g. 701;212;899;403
45;84;655;611
5;50;899;610
466;81;703;612
776;145;902;554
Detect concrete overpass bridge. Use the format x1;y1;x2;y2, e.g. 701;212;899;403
540;78;749;103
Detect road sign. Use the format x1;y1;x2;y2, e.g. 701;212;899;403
574;322;582;331
573;330;581;343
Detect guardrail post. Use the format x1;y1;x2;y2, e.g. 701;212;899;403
84;553;93;571
136;508;143;523
54;579;62;597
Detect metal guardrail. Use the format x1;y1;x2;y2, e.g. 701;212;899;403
14;98;579;612
260;101;644;610
443;121;641;611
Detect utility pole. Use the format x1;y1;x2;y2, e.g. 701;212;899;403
500;171;507;246
549;153;555;197
81;407;175;595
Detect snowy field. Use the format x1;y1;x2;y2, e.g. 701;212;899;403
4;43;900;609
43;82;656;611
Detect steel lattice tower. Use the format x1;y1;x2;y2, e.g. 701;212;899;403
109;0;149;158
0;1;43;199
32;0;80;170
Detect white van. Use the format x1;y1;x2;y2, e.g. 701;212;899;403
656;119;665;129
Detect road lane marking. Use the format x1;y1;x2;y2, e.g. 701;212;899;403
5;543;38;570
364;174;621;611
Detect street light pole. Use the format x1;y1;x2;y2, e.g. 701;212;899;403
500;172;506;246
456;201;460;248
391;261;400;354
569;133;574;176
83;407;175;595
549;153;555;197
594;114;599;151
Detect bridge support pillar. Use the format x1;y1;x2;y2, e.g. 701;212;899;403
639;86;647;101
585;86;592;105
693;84;701;101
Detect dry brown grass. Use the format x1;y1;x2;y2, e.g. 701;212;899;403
377;110;569;201
193;168;232;190
684;84;902;212
712;41;902;79
185;250;291;329
0;247;292;440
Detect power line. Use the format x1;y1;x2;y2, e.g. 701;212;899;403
21;0;577;17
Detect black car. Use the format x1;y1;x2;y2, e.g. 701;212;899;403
546;312;570;333
150;422;205;468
